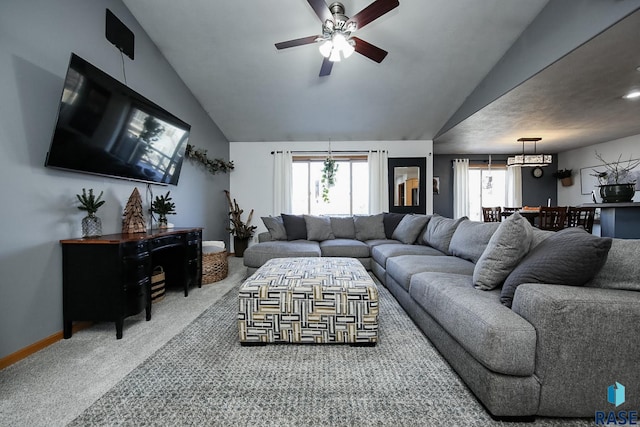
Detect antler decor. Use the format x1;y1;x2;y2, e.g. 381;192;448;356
224;190;257;239
185;144;235;175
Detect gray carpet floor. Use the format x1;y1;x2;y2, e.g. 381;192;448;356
2;258;592;426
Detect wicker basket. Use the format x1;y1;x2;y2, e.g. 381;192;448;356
202;249;228;284
151;266;166;303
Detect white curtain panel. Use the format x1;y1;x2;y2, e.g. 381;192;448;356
505;166;523;208
273;151;292;214
368;150;389;214
453;158;470;219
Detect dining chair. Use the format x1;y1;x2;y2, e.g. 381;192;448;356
482;206;502;222
538;206;567;231
566;206;596;234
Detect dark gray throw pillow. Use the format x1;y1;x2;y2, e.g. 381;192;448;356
281;213;307;241
261;216;287;241
500;227;612;308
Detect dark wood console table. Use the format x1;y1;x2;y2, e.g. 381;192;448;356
581;202;640;238
60;227;202;339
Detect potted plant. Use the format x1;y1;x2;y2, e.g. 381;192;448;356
77;188;105;237
591;151;639;203
224;190;257;257
552;169;573;187
321;156;338;202
150;191;176;228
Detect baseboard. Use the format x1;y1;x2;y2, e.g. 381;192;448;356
0;322;92;370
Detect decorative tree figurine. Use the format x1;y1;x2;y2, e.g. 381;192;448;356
150;191;176;228
122;187;147;233
224;190;256;257
76;188;105;237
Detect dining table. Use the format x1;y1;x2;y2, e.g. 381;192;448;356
501;208;540;226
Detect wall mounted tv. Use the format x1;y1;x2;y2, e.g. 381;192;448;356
45;53;191;185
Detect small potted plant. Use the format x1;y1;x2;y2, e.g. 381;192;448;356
321;156;338;202
591;151;639;203
224;190;257;257
552;169;573;187
77;188;105;237
150;191;176;228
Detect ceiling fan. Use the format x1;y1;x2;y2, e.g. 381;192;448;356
275;0;399;77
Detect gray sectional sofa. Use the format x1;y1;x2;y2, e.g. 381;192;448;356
243;212;640;419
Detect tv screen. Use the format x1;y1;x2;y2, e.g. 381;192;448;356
45;53;191;185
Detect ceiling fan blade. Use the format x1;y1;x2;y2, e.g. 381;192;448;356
307;0;332;24
347;0;399;30
352;37;388;63
275;35;319;50
319;57;333;76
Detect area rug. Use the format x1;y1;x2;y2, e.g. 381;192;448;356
69;279;591;426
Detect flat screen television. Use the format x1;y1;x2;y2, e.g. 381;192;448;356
45;53;191;185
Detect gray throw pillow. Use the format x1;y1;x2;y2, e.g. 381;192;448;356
354;214;386;241
281;213;307;241
330;216;356;239
422;215;467;255
449;220;501;263
304;215;335;241
261;216;287;241
473;212;533;290
500;227;613;308
383;213;406;239
391;214;431;244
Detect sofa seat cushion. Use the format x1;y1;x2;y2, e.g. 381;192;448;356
371;244;444;268
243;241;321;268
320;239;370;258
386;255;475;292
409;272;536;376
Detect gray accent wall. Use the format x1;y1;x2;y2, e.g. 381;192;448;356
0;0;230;359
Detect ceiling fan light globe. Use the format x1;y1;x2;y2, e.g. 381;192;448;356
329;48;341;62
319;40;333;58
342;42;355;58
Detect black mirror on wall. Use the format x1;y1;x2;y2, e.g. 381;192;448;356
388;157;427;214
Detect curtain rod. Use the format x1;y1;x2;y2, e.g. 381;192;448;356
270;150;386;154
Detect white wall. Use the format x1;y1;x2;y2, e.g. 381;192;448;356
230;140;433;245
0;0;230;359
557;133;640;206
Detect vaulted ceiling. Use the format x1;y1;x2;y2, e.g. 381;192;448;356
121;1;640;154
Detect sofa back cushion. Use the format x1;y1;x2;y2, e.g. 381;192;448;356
449;220;500;263
261;216;287;241
587;238;640;291
500;227;612;308
354;214;386;241
304;215;335;241
422;215;467;255
281;213;308;240
473;212;533;290
383;213;406;239
392;214;431;244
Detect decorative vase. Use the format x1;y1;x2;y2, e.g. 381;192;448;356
599;183;635;203
158;215;168;229
234;237;250;257
82;213;102;237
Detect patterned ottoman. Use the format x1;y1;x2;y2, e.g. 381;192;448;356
238;257;378;346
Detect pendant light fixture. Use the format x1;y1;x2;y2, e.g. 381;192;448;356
507;138;552;167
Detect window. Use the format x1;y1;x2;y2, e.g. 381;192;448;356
468;166;507;221
291;157;369;215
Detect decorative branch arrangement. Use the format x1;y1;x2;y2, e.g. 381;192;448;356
591;151;640;185
76;188;105;215
224;190;256;239
185;144;234;175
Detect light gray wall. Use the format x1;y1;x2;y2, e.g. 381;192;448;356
438;0;640;136
0;0;230;359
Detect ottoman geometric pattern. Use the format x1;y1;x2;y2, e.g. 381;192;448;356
238;257;378;345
